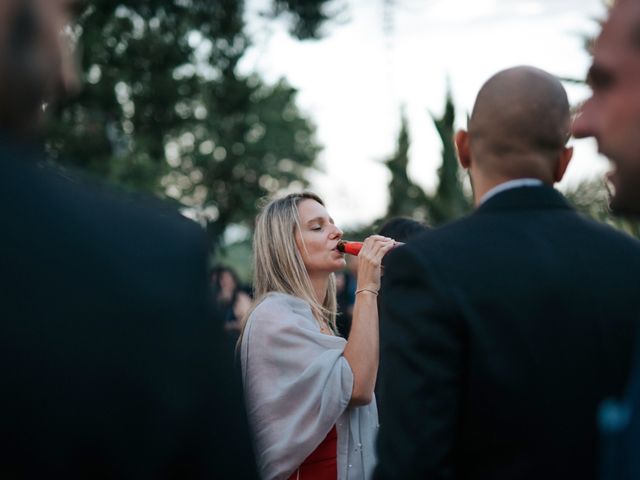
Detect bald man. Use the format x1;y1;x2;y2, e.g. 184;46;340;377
374;66;640;480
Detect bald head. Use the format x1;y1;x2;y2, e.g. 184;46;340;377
467;66;570;181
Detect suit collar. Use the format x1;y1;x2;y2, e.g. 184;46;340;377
479;178;544;206
474;184;573;214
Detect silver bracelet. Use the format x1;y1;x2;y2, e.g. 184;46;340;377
355;288;378;296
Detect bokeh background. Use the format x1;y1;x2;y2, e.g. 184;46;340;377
46;0;626;280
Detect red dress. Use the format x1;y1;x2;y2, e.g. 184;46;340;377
287;426;338;480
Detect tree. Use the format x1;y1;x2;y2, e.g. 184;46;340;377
564;178;640;238
45;0;332;244
271;0;337;39
428;88;471;225
383;111;429;222
381;91;470;227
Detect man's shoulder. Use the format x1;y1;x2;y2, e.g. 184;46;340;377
572;212;640;254
403;214;477;252
38;160;206;255
383;219;469;274
1;153;209;297
397;200;640;263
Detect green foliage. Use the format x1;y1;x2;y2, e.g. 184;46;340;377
45;0;327;243
564;179;640;238
381;91;471;227
272;0;336;39
383;111;429;222
214;238;254;284
429;89;471;224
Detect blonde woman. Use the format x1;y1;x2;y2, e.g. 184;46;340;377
240;192;395;480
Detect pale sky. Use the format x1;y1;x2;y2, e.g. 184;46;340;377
241;0;607;229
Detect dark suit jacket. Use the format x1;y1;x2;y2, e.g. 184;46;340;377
0;138;258;479
375;185;640;480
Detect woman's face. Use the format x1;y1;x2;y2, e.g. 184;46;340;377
294;199;345;277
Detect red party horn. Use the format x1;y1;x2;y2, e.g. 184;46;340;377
336;241;363;255
336;240;404;256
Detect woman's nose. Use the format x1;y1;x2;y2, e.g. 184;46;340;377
331;225;343;239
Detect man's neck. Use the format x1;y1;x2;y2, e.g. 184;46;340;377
475;178;546;206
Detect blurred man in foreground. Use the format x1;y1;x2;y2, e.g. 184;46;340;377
573;1;640;478
0;1;258;477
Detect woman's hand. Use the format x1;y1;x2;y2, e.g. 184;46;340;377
355;235;397;294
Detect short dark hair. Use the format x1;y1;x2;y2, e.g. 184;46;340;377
378;217;429;243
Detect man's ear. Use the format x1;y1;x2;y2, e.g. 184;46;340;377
554;146;573;183
455;130;471;170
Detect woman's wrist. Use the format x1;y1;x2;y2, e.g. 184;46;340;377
355;287;378;296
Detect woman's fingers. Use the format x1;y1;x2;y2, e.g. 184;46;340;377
356;236;396;288
360;236;396;261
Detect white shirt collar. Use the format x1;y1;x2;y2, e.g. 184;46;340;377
478;178;544;206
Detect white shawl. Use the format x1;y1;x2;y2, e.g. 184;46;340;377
240;292;378;480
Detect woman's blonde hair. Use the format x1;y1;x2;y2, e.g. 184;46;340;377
242;192;337;336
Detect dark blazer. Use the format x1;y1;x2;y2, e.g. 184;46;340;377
375;185;640;480
0;138;258;479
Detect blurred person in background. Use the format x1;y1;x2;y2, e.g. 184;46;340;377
0;0;258;477
239;192;395;480
334;269;355;339
339;255;361;338
211;265;252;343
377;217;429;244
572;1;640;477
